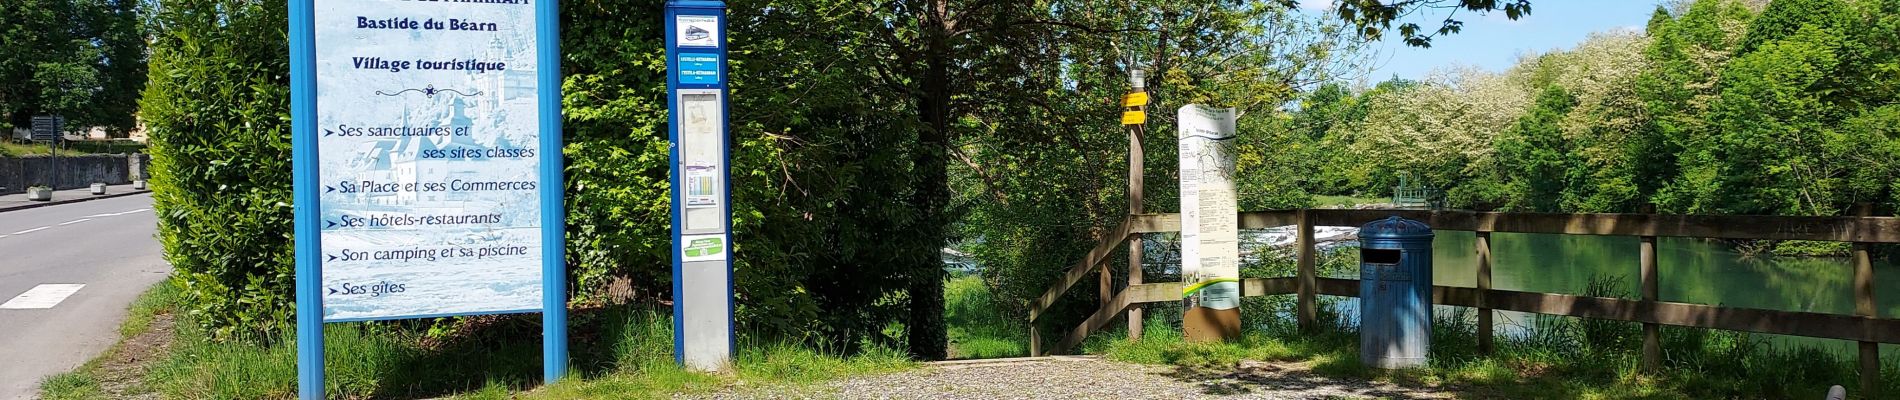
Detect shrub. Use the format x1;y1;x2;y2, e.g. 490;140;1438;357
143;0;295;337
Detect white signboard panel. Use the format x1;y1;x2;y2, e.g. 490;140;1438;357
314;2;543;321
675;15;720;48
1177;105;1240;310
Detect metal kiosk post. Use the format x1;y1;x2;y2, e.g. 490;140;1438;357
666;0;736;372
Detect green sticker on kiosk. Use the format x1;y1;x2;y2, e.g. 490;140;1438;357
683;236;725;258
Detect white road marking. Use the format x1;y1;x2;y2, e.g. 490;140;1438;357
0;208;150;240
0;284;86;309
83;208;149;218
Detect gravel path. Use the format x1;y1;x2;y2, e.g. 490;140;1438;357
692;356;1458;399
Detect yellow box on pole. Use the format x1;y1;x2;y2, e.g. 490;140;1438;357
1122;92;1149;107
1121;111;1146;125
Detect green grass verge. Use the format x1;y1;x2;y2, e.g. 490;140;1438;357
39;279;185;400
38;373;107;400
1082;302;1900;399
41;279;914;399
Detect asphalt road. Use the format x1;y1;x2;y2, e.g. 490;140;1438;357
0;194;167;400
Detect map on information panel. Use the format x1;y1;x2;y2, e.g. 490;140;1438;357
1177;105;1240;310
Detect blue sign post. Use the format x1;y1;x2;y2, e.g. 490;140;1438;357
665;0;735;372
290;0;566;398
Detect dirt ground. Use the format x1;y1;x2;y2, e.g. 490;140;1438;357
692;355;1461;400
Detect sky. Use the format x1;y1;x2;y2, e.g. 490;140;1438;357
1300;1;1666;82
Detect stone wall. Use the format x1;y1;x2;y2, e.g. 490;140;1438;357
0;154;149;195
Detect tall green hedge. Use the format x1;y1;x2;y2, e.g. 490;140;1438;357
144;0;295;337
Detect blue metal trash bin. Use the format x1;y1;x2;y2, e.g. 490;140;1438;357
1358;216;1434;369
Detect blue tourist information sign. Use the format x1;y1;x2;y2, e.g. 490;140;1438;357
289;0;566;398
666;0;735;372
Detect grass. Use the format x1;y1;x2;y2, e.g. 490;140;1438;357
38;373;106;400
1313;194;1389;207
39;279;187;400
1076;278;1900;399
50;270;1897;398
1;140;146;157
944;275;1028;359
41;279;915;399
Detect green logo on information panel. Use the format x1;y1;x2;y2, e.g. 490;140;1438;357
685;237;725;257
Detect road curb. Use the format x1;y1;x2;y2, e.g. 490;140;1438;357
0;190;152;213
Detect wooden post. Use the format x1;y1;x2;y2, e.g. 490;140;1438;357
1297;209;1317;332
1029;325;1040;357
1634;204;1660;373
1124;72;1148;341
1476;231;1493;355
1127;235;1144;341
1854;203;1878;397
1640;208;1660;373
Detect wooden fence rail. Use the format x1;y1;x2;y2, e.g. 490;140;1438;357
1029;208;1894;396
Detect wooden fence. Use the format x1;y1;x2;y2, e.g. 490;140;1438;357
1028;207;1898;395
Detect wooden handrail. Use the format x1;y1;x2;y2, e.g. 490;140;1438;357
1043;278;1295;355
1027;216;1135;322
1099;278;1900;344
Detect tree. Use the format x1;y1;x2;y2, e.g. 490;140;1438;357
0;0;144;134
33;47;102;119
1663;0;1894;216
839;0;1507;359
1327;0;1532;47
1640;0;1755;212
1495;86;1577;212
1348;67;1530;209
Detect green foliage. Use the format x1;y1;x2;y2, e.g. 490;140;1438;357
1770;240;1852;257
959;0;1369;346
1684;6;1840;214
1737;0;1856;54
1284;0;1900;216
1495;86;1580;212
0;0;145;133
1329;0;1532;47
944;275;1025;359
143;0;295;338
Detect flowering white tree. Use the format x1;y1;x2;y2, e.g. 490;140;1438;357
1348;66;1529;192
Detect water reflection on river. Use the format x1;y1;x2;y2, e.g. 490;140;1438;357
1317;230;1900;357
